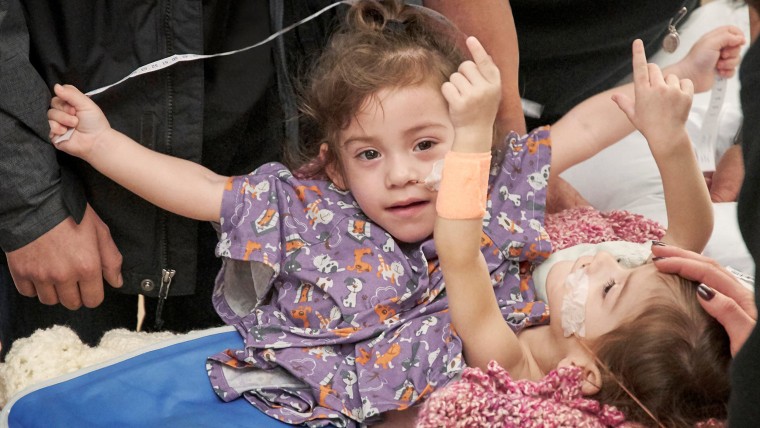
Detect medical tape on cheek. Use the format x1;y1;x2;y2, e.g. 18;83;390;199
561;269;589;338
435;151;491;219
53;1;349;144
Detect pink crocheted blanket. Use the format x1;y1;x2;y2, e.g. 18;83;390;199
416;206;666;427
416;362;632;428
543;206;665;250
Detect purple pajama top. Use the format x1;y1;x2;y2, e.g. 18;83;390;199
207;128;553;427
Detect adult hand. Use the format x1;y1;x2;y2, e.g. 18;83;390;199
652;243;756;356
673;25;745;92
5;204;123;309
708;144;744;202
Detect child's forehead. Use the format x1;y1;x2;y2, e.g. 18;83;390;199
629;263;683;297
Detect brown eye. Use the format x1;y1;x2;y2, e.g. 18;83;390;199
358;149;380;160
415;140;435;151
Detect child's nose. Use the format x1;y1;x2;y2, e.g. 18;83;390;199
587;251;618;272
386;159;421;187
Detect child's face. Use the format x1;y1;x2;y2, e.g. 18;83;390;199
330;82;454;243
545;251;681;340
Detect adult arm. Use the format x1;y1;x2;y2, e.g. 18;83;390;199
423;0;525;136
709;143;744;202
0;0;122;309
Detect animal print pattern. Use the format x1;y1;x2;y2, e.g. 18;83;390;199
207;128;553;427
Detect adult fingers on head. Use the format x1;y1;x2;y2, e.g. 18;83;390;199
697;287;755;356
652;253;756;317
650;241;711;262
653;252;735;288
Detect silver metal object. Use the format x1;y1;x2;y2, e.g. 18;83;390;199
662;6;688;53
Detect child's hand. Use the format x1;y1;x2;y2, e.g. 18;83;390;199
673;25;745;92
441;36;501;152
612;39;693;155
47;84;111;159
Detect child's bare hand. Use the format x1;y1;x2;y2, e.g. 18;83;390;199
47;84;110;159
674;25;745;92
612;39;693;154
441;36;501;151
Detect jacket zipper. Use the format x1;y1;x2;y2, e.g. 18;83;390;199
154;0;175;330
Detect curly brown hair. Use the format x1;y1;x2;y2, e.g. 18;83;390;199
290;0;464;181
590;276;732;426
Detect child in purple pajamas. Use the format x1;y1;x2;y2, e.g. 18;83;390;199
47;0;744;426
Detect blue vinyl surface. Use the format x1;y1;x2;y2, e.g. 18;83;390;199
3;327;297;427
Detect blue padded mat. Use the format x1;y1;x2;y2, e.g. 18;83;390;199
1;327;299;427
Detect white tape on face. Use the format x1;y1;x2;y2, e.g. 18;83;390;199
422;159;444;191
561;268;590;338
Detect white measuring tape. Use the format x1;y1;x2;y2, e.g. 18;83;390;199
54;1;348;144
695;75;728;172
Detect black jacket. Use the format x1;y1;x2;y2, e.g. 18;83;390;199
732;38;760;427
0;0;338;296
512;0;700;130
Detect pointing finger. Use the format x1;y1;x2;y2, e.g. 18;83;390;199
631;39;650;89
465;36;500;84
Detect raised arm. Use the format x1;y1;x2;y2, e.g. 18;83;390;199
550;26;745;176
423;0;525;136
613;40;711;251
48;84;227;222
435;37;529;375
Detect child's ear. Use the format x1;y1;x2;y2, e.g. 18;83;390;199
320;143;347;190
557;355;602;396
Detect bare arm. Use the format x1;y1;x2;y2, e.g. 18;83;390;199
550;26;745;176
424;0;525;136
48;84;226;222
615;39;712;251
435;37;530;375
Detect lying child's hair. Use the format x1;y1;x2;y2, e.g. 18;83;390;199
591;275;731;426
293;0;464;180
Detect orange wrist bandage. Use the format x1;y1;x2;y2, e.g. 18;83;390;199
436;151;491;219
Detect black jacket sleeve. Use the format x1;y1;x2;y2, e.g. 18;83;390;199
732;36;760;428
0;0;85;253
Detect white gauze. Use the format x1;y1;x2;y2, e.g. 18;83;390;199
561;268;590;337
422;160;444;191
